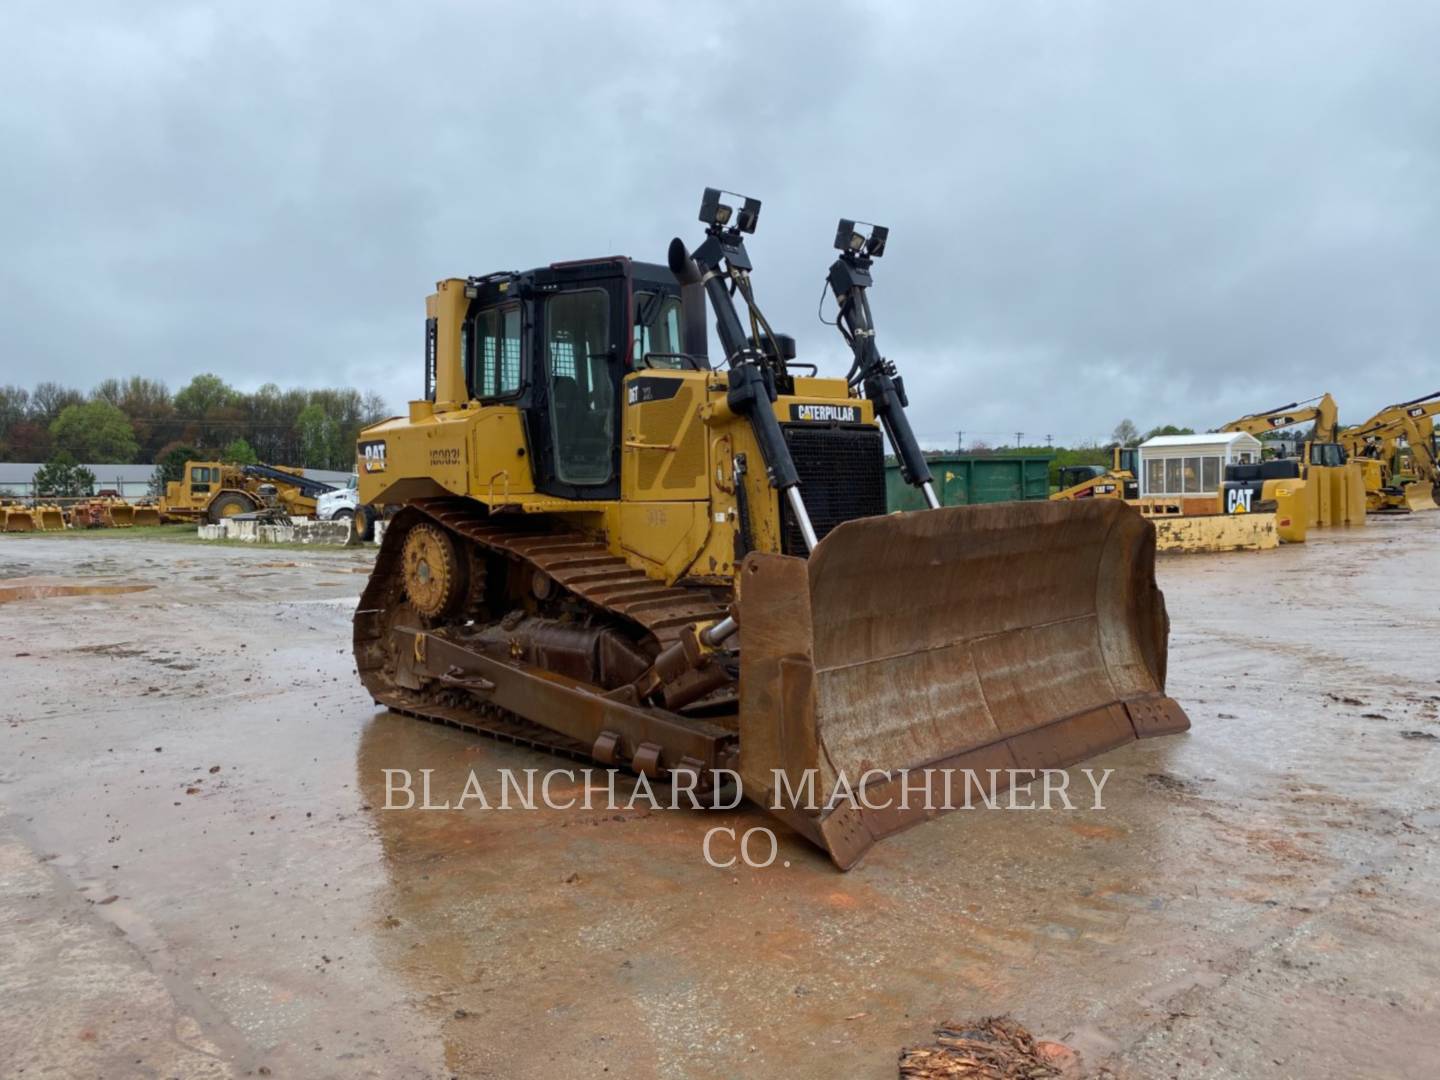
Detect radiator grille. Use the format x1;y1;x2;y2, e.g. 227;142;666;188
779;424;887;555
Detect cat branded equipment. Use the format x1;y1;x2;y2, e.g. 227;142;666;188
1340;391;1440;513
1220;393;1365;528
1050;447;1139;502
351;190;1188;869
158;461;336;523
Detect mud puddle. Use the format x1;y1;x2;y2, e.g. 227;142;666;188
0;579;155;604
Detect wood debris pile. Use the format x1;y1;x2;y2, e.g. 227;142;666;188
899;1015;1080;1079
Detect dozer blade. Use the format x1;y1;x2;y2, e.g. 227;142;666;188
1403;482;1438;513
735;498;1188;869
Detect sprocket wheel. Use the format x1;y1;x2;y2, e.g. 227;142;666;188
401;522;466;620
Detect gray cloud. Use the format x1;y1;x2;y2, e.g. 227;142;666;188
3;0;1437;447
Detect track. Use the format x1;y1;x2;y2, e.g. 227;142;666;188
353;496;732;758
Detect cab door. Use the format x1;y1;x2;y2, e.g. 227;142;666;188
525;276;627;500
188;465;215;505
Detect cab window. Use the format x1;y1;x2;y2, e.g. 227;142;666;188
470;305;523;399
632;291;685;369
546;290;613;485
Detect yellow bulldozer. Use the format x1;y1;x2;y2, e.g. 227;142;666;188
352;190;1189;868
1339;391;1439;513
158;460;336;523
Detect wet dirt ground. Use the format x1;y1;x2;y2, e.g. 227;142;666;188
1;521;1437;1079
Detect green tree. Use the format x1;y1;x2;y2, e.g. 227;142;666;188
49;401;139;463
222;437;258;464
174;373;239;447
33;452;96;497
1142;424;1196;441
96;376;174;460
1111;419;1140;448
296;403;340;469
173;373;237;417
0;385;29;435
29;382;84;424
154;442;202;485
0;386;31;461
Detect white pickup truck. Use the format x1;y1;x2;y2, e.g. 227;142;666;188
315;472;358;521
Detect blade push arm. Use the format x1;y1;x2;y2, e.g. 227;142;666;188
826;220;940;509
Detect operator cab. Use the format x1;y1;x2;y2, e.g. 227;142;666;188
1058;464;1106;491
1307;442;1348;467
454;258;708;500
187;464;220;499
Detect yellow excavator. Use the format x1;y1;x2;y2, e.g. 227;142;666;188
1220;394;1365;528
352;190;1188;868
1340;391;1439;513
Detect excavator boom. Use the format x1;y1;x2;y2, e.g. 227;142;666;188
1342;391;1440;511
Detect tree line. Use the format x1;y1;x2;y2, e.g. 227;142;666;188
0;375;391;474
916;421;1203;485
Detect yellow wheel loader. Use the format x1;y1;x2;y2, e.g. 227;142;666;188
352;190;1188;868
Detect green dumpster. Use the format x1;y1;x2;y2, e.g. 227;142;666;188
886;453;1054;511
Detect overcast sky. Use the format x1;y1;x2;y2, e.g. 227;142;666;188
3;1;1437;448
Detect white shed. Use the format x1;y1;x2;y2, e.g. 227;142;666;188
1138;432;1262;499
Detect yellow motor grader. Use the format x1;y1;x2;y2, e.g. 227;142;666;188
352;190;1188;868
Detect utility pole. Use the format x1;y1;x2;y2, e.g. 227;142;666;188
1014;431;1024;449
1046;434;1053;448
956;430;963;453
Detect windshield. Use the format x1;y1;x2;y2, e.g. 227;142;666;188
632;291;686;369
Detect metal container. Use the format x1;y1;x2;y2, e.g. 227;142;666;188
886;453;1054;510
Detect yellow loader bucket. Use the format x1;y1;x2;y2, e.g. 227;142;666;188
3;506;39;532
107;501;136;527
130;505;162;526
37;506;66;530
1403;482;1438;513
736;499;1188;868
